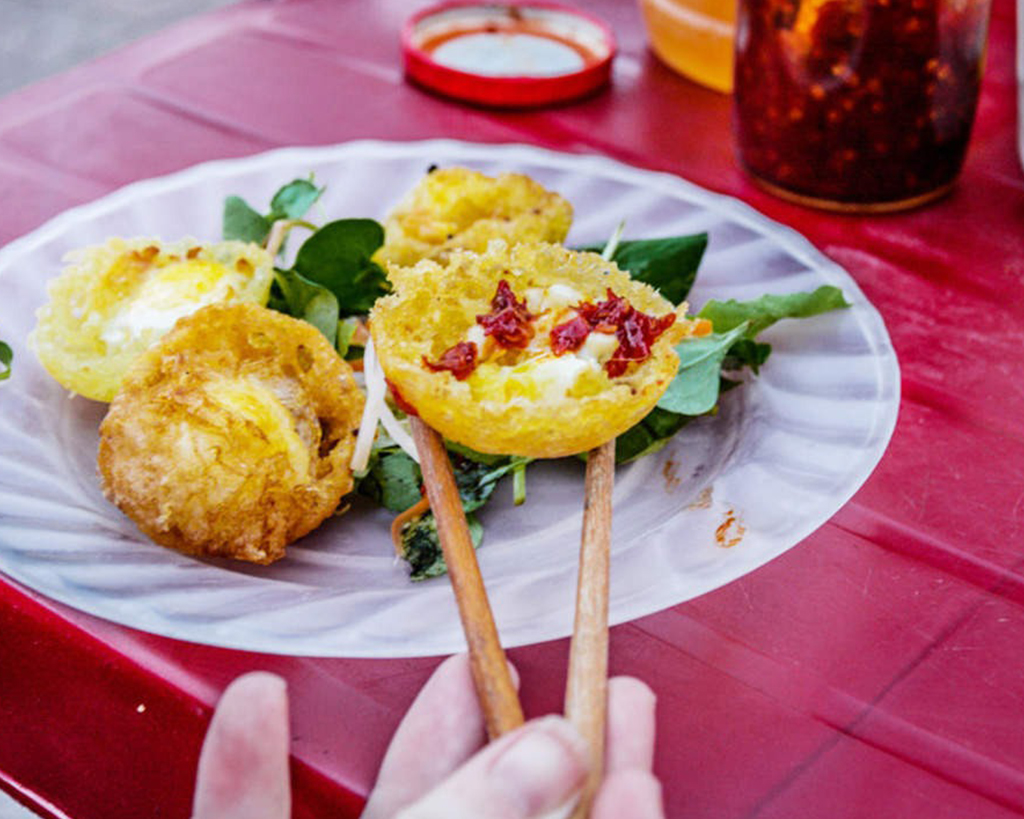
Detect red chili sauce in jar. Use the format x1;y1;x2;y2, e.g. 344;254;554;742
733;0;990;210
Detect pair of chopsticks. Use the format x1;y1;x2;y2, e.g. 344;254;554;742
409;417;614;816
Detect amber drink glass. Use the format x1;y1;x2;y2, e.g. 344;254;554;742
733;0;992;212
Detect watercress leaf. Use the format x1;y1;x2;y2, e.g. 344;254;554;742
614;406;692;464
293;218;390;314
269;178;324;221
578;233;708;305
657;323;750;415
402;511;483;581
698;285;851;337
336;316;360;358
0;341;11;381
358;446;422;512
223;195;272;244
272;268;339;347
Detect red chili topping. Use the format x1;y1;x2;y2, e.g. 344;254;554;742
550;315;592;355
423;341;478;381
476;279;535;349
386;379;420;417
577;290;633;332
550;289;676;378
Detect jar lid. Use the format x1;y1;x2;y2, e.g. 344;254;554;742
402;1;616;108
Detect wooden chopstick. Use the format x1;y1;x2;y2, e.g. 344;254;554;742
565;437;616;818
408;416;525;740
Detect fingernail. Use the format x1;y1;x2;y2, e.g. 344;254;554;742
487;717;589;818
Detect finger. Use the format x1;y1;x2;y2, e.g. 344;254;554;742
591;770;665;819
398;716;589;819
363;653;520;818
604;676;656;774
192;672;290;819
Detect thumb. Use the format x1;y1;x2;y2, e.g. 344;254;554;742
192;672;290;819
397;716;589;819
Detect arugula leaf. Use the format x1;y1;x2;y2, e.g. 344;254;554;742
657;323;750;416
697;285;851;336
0;341;11;381
271;269;339;347
293;219;389;315
579;233;708;305
401;511;484;581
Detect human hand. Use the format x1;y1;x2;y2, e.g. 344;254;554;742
192;654;663;819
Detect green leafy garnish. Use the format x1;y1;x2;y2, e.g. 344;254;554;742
400;511;484;581
224;181;388;350
0;341;11;381
269;268;340;347
697;286;851;336
358;444;423;512
293;219;389;316
359;443;529;517
580;233;708;305
657;324;751;416
616;286;850;457
270;178;324;221
614;406;693;464
335;317;361;359
358;441;531;578
223;177;324;244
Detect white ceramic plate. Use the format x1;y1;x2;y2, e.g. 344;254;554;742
0;140;899;657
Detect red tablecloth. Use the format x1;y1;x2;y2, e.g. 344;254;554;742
1;1;1022;817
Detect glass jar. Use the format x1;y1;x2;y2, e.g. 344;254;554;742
638;0;737;92
733;0;992;212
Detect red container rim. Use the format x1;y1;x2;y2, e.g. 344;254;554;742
401;1;616;108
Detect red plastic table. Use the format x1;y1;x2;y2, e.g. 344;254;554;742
1;1;1022;817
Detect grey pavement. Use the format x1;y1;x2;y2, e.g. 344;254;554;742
0;0;241;96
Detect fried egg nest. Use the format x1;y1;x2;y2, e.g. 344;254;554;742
375;167;573;268
30;237;273;402
98;302;364;564
370;241;699;458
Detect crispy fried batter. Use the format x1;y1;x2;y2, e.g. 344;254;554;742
375;167;573;268
370;241;700;458
98;303;364;564
31;237;273;402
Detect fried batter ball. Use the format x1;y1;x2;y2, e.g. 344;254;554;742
370;241;702;458
31;237;274;402
375;167;573;268
98;302;364;564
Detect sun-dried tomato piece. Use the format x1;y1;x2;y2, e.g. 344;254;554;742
577;289;632;332
551;288;676;377
476;279;535;349
549;314;593;356
423;341;478;380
